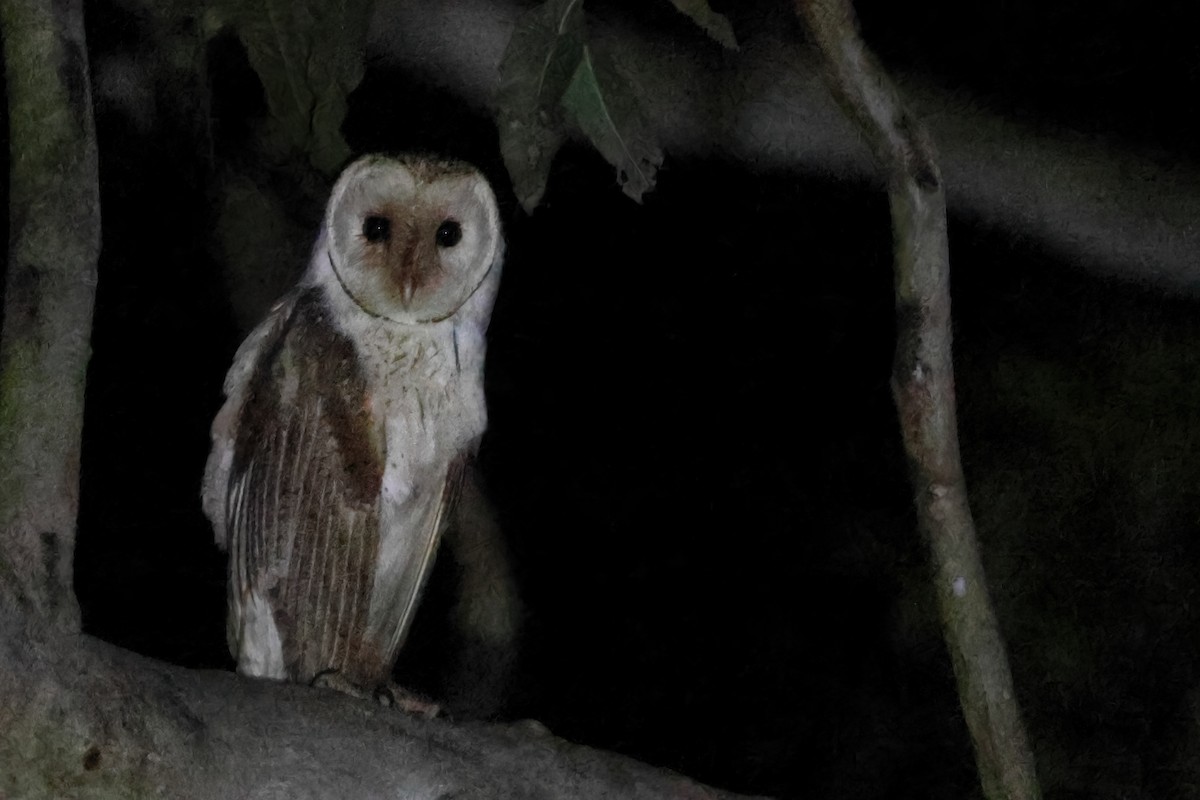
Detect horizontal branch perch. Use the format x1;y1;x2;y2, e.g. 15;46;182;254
0;630;757;800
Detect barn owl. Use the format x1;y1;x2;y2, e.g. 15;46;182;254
202;154;504;713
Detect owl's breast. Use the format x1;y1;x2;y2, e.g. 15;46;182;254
314;267;490;499
357;325;486;504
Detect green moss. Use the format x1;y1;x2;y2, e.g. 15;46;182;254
1;723;167;800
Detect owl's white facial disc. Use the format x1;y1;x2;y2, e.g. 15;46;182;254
325;155;501;325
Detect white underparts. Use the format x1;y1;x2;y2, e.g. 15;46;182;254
295;240;500;665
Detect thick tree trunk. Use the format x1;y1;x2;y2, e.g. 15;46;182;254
793;1;1040;798
0;0;98;633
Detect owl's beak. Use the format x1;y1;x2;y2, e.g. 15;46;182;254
393;227;428;307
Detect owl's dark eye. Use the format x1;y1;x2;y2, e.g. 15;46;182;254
435;219;462;248
363;215;390;243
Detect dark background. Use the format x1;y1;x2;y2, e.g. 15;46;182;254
66;2;1200;798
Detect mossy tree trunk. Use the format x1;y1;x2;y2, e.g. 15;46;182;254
792;0;1041;798
0;0;98;634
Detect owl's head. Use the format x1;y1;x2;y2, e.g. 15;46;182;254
323;155;502;325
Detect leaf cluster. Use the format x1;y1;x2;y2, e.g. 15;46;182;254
497;0;736;210
203;0;374;176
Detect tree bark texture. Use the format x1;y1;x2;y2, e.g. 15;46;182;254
792;1;1041;798
0;0;99;634
0;625;758;800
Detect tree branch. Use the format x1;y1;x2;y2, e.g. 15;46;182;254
0;627;756;800
792;0;1040;798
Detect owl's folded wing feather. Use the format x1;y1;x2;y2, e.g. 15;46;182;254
202;291;301;550
219;290;388;683
368;453;467;665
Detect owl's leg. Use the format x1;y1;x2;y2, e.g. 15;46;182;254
310;669;440;718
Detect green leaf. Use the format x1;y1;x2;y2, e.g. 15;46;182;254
667;0;738;49
496;0;665;209
497;0;586;211
561;45;663;204
208;0;374;176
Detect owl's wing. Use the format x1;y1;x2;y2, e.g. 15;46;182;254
217;290;388;683
202;291;301;550
368;453;467;666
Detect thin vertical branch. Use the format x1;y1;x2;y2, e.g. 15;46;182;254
0;0;100;632
792;1;1040;797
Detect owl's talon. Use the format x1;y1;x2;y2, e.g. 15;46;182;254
310;668;339;688
310;669;371;701
310;672;437;716
376;682;441;718
373;685;395;707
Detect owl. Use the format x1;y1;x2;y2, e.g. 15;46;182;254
202;154;505;713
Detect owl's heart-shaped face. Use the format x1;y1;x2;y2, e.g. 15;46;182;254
326;156;501;324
